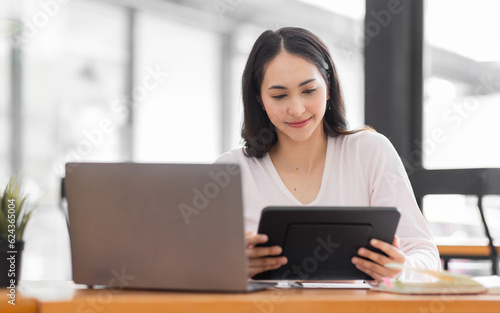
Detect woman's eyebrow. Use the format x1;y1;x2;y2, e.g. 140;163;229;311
268;78;316;90
299;78;316;87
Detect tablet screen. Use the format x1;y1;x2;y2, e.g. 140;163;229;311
282;224;372;280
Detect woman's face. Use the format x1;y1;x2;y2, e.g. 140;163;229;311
260;51;329;144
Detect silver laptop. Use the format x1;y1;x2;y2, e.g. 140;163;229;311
65;162;273;292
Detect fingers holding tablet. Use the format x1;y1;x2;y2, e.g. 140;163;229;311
245;231;288;277
351;237;405;282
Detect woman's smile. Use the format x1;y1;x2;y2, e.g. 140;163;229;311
285;117;312;128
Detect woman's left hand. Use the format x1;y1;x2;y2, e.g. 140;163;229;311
351;236;405;282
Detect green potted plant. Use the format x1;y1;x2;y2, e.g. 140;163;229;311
0;175;35;287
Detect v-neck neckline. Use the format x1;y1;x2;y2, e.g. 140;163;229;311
263;136;335;205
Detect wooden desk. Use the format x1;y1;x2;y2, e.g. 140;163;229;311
436;238;500;270
0;294;36;313
9;281;500;313
438;244;500;257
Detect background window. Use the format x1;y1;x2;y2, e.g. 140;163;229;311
24;0;127;204
422;1;500;275
14;0;127;280
134;12;221;163
423;0;500;169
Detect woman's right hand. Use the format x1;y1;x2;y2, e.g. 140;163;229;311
246;231;288;278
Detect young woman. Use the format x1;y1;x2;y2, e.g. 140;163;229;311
216;27;440;282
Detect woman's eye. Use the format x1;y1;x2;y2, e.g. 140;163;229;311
303;88;316;94
272;94;286;100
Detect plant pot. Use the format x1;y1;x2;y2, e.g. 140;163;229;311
0;241;24;287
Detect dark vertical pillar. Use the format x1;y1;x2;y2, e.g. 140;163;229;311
365;0;424;171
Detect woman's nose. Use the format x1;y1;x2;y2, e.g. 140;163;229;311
287;97;306;117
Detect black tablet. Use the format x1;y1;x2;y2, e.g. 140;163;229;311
252;206;401;281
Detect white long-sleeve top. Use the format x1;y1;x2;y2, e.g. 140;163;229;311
215;131;441;281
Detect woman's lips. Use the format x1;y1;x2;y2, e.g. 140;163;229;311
286;117;312;128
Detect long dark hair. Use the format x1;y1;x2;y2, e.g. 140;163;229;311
241;27;372;158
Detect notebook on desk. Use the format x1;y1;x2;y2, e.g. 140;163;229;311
65;162;273;292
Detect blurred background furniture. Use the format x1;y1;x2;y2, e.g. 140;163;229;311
410;168;500;275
